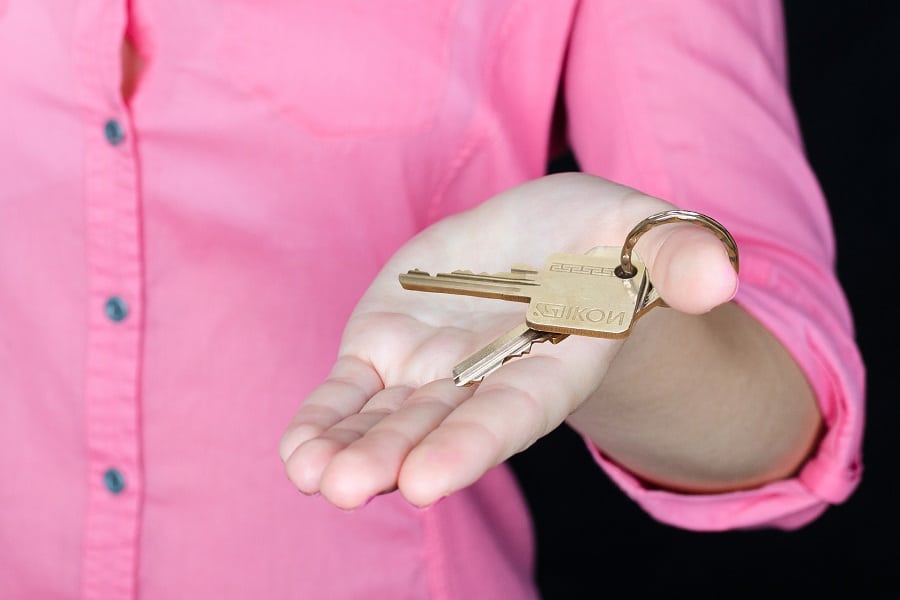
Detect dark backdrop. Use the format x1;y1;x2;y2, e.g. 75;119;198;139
510;2;899;596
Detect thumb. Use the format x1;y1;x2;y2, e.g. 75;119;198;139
633;218;739;315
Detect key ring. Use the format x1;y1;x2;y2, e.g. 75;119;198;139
615;209;740;279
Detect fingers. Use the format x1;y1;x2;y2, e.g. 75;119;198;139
284;378;474;509
635;220;739;315
281;344;602;510
279;356;383;463
282;386;413;497
399;336;610;506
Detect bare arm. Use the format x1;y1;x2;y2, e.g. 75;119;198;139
570;301;822;494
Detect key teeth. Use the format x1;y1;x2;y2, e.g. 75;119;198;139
454;339;541;387
499;340;539;365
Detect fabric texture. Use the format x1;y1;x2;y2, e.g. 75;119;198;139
0;1;863;598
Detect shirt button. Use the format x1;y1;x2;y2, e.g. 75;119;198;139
103;468;126;494
104;296;128;322
104;119;125;145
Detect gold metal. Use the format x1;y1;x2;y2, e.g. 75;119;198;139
399;266;540;303
616;209;740;278
451;323;566;386
524;248;650;337
400;248;651;338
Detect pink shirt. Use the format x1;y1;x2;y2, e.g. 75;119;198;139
0;1;864;598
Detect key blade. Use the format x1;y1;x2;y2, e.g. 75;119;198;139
452;323;567;387
453;323;537;386
399;269;538;302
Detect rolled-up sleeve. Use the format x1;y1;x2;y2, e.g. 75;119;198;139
564;0;864;530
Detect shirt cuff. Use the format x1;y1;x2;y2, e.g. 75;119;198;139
584;245;865;532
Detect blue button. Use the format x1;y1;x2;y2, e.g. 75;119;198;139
104;119;125;145
104;296;128;322
103;468;126;494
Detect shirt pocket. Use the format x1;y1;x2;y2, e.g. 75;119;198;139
218;1;457;137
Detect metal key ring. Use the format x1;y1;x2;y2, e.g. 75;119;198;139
615;209;740;279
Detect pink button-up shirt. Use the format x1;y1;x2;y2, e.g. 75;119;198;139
0;1;864;598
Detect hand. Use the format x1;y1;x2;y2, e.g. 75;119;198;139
279;173;738;509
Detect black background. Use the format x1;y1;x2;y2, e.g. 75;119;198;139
511;2;899;596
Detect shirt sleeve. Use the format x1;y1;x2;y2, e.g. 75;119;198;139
563;0;865;531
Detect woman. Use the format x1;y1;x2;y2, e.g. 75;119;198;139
0;1;862;597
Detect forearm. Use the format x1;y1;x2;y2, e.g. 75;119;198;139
567;302;823;494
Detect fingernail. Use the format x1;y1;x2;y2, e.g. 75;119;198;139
414;495;447;512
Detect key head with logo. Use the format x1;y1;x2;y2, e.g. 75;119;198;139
526;247;650;338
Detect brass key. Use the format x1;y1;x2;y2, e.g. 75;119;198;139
450;323;567;386
399;209;739;386
400;246;652;338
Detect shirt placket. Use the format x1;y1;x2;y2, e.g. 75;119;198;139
73;1;144;598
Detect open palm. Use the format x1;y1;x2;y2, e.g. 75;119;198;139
279;173;738;509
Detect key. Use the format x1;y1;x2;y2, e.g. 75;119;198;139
399;246;653;338
451;323;567;386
